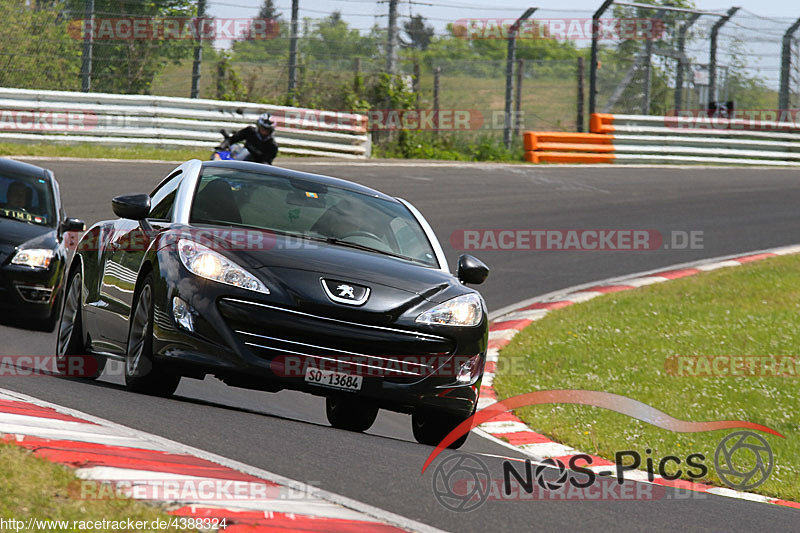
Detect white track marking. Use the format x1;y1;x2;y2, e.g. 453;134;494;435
622;276;669;287
696;260;743;271
75;466;371;520
517;442;578;460
0;387;445;533
494;309;550;322
477;421;530;434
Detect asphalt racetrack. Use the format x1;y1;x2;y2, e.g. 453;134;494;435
1;159;799;531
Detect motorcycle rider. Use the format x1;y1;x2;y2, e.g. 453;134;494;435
219;113;278;164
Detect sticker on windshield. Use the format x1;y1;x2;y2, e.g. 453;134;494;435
1;208;47;225
305;192;319;198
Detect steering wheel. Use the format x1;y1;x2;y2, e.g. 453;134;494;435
339;230;384;243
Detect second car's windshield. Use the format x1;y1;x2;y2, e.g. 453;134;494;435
189;167;438;267
0;174;55;226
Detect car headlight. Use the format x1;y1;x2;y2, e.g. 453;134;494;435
178;239;269;294
416;293;483;327
11;249;54;269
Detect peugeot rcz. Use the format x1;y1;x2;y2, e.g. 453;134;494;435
57;160;489;447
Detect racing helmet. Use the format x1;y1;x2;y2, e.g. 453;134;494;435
256;112;275;136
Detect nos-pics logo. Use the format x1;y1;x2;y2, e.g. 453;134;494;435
432;430;774;512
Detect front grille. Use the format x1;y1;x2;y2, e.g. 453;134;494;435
219;298;455;379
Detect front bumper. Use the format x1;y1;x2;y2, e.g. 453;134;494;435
150;269;488;418
0;263;61;320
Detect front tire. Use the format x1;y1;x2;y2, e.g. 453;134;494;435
56;269;105;379
39;294;60;333
412;409;473;449
326;396;379;432
124;274;180;396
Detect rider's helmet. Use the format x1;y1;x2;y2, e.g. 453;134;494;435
256;113;275;137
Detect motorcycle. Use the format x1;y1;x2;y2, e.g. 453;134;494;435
211;129;249;161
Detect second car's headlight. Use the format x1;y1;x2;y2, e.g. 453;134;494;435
178;239;269;294
416;293;483;327
11;249;54;269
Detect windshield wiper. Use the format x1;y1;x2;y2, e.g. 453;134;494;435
191;220;319;243
190;221;420;263
320;236;418;263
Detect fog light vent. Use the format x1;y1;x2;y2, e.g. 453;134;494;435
172;296;195;332
16;285;53;303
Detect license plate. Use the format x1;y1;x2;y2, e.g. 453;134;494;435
304;368;363;391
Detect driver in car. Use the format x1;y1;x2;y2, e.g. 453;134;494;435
3;181;32;211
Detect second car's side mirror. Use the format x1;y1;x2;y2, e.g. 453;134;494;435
60;217;85;233
457;254;489;285
112;194;150;221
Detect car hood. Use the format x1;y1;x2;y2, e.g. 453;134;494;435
228;235;462;304
0;217;56;264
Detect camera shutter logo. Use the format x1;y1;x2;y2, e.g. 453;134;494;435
534;458;569;490
714;431;774;490
431;453;491;512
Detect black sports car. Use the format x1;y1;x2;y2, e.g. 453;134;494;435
0;158;84;330
57;160;489;447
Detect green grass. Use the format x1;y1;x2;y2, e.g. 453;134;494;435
0;139;529;164
0;142;208;161
494;254;800;501
0;443;192;532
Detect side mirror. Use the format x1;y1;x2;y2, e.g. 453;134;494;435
112;194;150;221
60;217;85;233
457;254;489;285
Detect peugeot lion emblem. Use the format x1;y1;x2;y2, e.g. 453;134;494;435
337;284;355;299
321;279;370;306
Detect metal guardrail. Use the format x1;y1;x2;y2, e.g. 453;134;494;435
523;114;800;166
0;88;371;159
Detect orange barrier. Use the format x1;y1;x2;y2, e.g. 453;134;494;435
523;125;615;164
525;113;800;166
536;142;615;153
523;132;613;150
524;152;616;164
590;113;615;134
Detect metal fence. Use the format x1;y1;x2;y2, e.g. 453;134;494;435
0;87;370;158
1;1;798;144
160;57;580;134
591;5;800;118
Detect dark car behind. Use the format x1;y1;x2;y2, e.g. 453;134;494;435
0;158;83;329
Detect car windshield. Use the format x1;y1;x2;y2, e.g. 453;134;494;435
0;173;54;226
189;167;439;267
